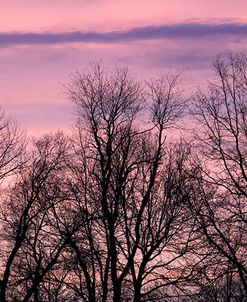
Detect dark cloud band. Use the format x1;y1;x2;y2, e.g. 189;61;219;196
1;22;247;46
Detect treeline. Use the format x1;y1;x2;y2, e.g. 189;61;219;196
0;53;246;301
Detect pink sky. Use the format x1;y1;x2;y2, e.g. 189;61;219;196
0;1;247;136
1;0;247;31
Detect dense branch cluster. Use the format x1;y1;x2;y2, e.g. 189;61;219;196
0;55;247;301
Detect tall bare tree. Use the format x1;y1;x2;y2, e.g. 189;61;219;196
66;64;196;302
190;53;247;298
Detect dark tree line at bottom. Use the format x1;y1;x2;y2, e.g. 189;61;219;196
0;53;247;301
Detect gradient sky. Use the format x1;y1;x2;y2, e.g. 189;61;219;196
1;0;247;136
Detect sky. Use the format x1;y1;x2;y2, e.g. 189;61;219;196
0;0;247;136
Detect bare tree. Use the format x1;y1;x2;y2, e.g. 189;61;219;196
66;63;196;302
0;133;71;301
0;108;25;300
190;53;247;298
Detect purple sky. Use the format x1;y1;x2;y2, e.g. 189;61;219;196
1;0;247;136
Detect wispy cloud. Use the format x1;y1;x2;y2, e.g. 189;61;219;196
1;22;247;46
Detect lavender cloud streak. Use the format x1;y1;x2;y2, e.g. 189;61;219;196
1;22;247;46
